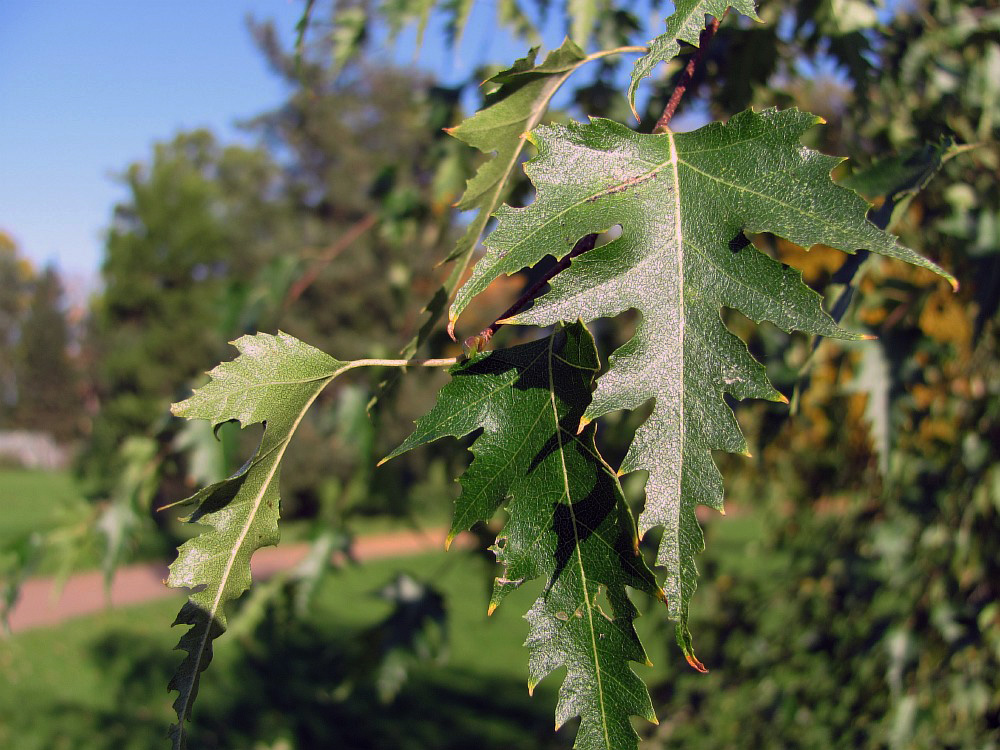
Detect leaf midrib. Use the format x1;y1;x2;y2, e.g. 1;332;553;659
546;333;611;748
172;373;334;746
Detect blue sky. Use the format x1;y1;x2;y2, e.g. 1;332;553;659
1;1;306;279
1;0;708;298
1;1;588;283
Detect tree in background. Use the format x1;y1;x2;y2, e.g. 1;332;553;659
79;129;295;490
0;231;36;425
13;266;81;442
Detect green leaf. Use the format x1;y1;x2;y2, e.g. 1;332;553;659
384;323;661;750
840;137;969;227
822;138;967;328
96;436;159;591
627;0;760;118
567;0;607;47
449;109;955;666
166;331;351;750
444;39;588;267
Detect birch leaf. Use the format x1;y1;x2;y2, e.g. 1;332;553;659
166;331;351;749
449;109;954;667
444;39;588;265
627;0;759;118
384;323;661;750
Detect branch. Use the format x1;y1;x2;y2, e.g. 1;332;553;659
283;213;378;309
652;14;723;134
463;233;599;352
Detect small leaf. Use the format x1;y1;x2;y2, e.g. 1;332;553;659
627;0;760;118
167;331;350;749
444;38;587;266
449;109;954;666
385;323;660;750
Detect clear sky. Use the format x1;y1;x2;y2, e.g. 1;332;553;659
0;1;306;279
0;1;666;286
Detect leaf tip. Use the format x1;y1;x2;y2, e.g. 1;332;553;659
628;95;640;123
685;651;709;674
447;317;458;342
577;415;591;434
776;392;790;405
444;531;457;551
157;497;188;513
487;601;498;616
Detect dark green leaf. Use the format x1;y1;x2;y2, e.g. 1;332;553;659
384;323;661;750
449;109;955;666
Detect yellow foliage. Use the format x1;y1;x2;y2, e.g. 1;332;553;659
919;286;972;352
773;238;844;283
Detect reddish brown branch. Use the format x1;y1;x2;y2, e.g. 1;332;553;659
283;213;378;309
653;15;723;134
464;233;599;352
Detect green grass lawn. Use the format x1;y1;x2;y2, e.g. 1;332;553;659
3;546;683;750
1;469;86;544
1;468;766;750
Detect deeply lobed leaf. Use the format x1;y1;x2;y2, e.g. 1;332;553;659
385;323;661;750
449;109;954;666
167;332;349;749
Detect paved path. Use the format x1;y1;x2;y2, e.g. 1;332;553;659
7;527;466;633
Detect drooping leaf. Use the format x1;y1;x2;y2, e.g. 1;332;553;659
567;0;607;47
383;323;661;750
444;39;588;266
329;7;369;74
96;436;159;590
627;0;760;118
449;110;955;666
840;136;968;229
166;331;354;750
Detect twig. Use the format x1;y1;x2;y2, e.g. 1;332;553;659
653;14;724;134
464;233;599;352
283;213;378;309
